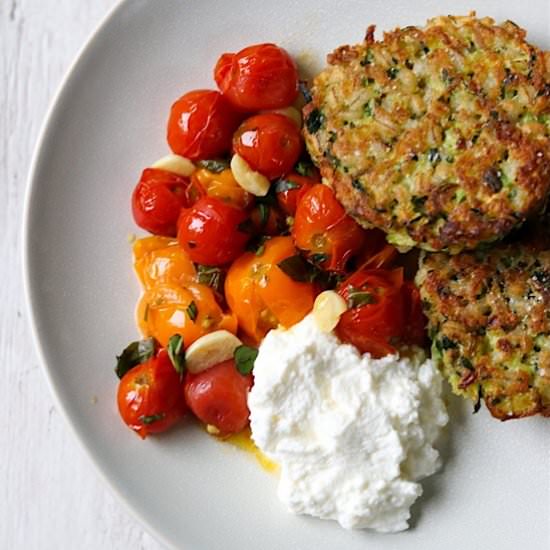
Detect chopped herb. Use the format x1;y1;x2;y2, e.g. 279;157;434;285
197;159;229;173
196;265;223;292
360;49;374;66
352;179;364;192
411;196;427;211
186;301;198;321
139;413;166;425
310;253;329;266
483;168;502;193
461;357;474;370
275;178;300;193
347;287;375;308
441;68;452;83
363;100;373;117
277;254;315;282
234;345;259;375
305;108;325;134
428;148;441;163
115;338;156;379
386;66;399;79
295;160;315;177
167;334;185;378
257;203;269;227
299;80;312;103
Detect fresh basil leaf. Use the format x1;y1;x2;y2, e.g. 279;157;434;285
197;159;229;173
277;255;315;282
196;265;223;292
115;338;155;379
139;413;166;425
258;203;269;227
234;345;259;375
275;178;300;193
186;301;198;321
167;334;185;377
305;108;325;134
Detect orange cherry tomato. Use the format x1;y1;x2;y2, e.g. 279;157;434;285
167;90;242;160
225;236;316;342
232;114;302;180
190;167;253;209
275;172;318;216
336;268;405;358
117;349;187;439
214;43;299;111
133;236;196;289
177;197;250;266
184;359;252;435
137;282;237;347
132;168;190;237
292;184;367;272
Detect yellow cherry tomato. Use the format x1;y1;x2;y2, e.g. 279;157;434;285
133;236;196;289
225;236;316;343
137;282;237;347
191;167;253;209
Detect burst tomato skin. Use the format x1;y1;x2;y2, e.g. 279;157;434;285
336;268;405;358
167;90;241;160
177;196;250;266
275;172;318;216
132;168;190;237
233;114;302;180
184;359;252;435
214;43;299;111
292;184;366;271
117;349;187;439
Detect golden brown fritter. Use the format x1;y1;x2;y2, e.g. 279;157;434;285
416;230;550;419
304;14;550;253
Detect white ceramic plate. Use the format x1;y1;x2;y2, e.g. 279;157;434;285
24;1;550;548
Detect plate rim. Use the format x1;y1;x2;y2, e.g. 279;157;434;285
21;1;174;548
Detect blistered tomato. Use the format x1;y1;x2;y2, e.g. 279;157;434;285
117;349;187;439
190;167;253;209
167;90;242;160
225;236;316;342
184;359;252;435
214;43;299;111
232;114;302;180
133;236;196;289
132;168;190;237
137;282;237;347
292;184;367;272
275;172;318;216
177;197;250;266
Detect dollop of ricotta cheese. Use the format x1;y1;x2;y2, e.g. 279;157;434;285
248;314;448;533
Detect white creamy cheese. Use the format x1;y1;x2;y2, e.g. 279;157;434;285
248;315;448;533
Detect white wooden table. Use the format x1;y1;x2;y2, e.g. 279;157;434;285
1;1;162;548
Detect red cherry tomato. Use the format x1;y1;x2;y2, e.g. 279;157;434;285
177;196;250;265
132;168;191;237
117;349;187;439
233;114;302;180
336;268;405;358
292;184;367;271
275;172;318;216
167;90;241;160
184;359;252;435
214;43;299;111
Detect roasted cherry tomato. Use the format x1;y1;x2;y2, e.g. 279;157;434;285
336;268;405;358
402;281;428;347
132;168;190;237
292;184;367;272
137;282;237;347
177;196;250;265
275;172;318;216
167;90;242;160
214;43;299;111
190;167;253;209
117;349;187;439
133;236;196;289
225;236;316;342
232;114;302;180
184;359;252;435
